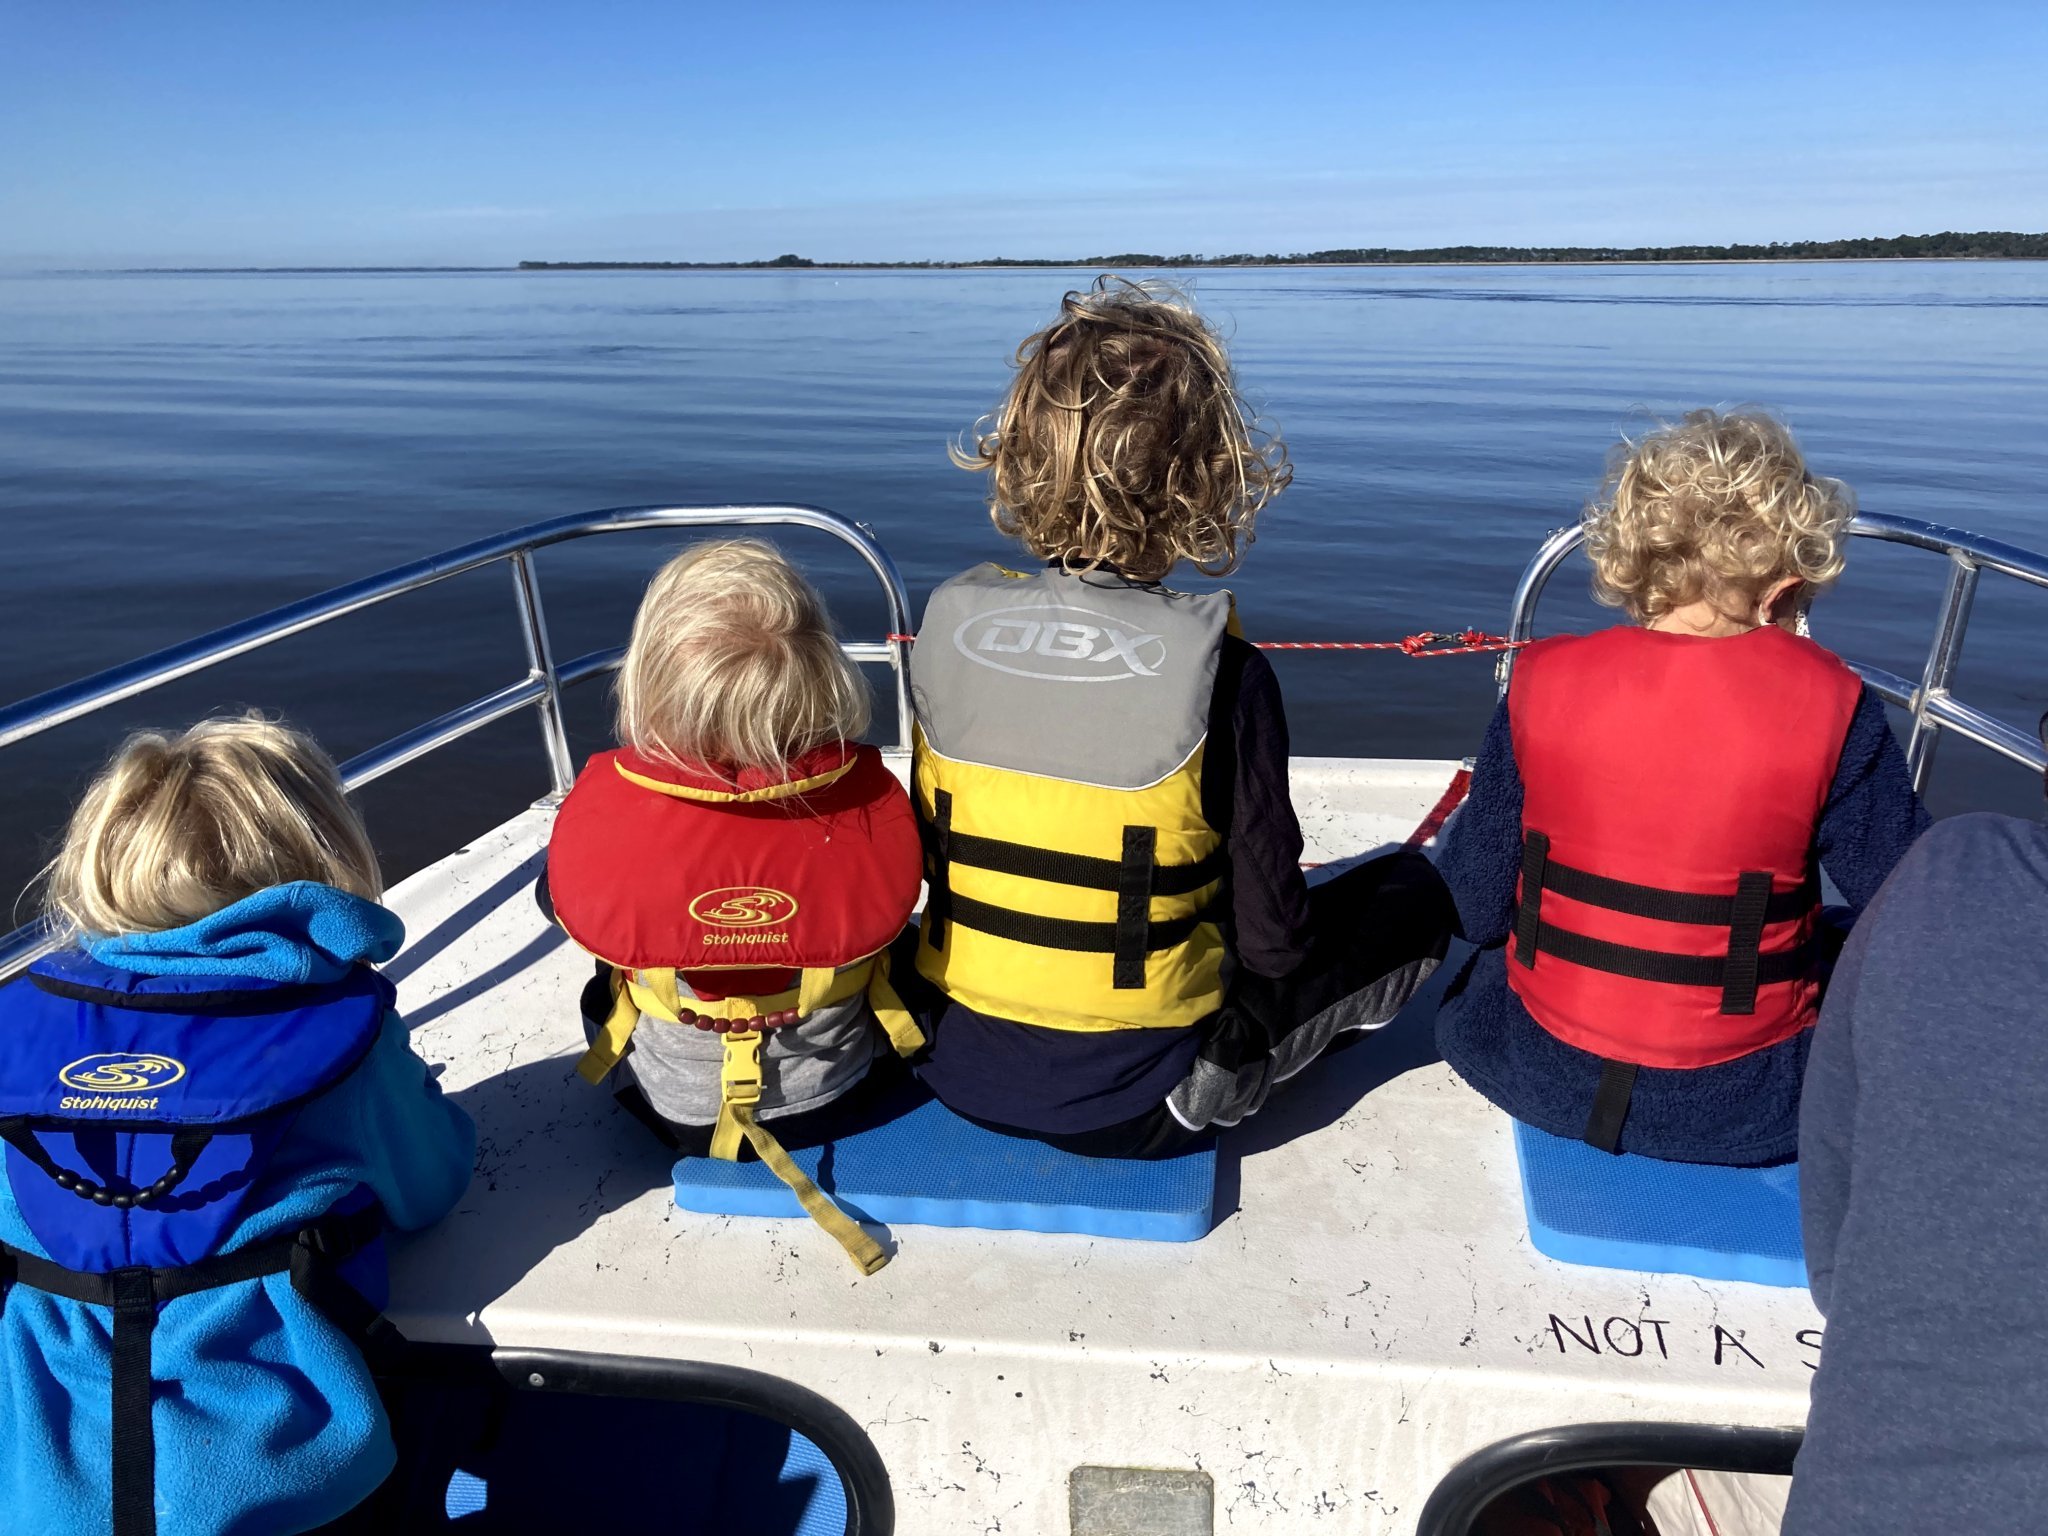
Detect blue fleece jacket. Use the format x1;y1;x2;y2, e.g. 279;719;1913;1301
1436;686;1927;1163
0;884;476;1536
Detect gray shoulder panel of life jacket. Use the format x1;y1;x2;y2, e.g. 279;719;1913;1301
911;564;1231;790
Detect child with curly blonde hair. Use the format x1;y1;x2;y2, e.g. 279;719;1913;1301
1437;409;1927;1164
899;277;1453;1155
0;715;474;1533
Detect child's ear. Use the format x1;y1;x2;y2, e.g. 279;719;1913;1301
1758;575;1806;629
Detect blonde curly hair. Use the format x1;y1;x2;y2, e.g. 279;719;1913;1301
952;276;1291;581
1584;409;1855;624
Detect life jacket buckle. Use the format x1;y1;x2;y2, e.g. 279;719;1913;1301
720;1030;765;1107
295;1223;343;1263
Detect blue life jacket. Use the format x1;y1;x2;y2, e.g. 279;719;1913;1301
0;953;396;1536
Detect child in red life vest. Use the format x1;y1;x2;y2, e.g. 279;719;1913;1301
1436;409;1928;1163
898;276;1455;1155
542;540;924;1272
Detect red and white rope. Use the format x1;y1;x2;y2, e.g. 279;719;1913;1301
885;629;1529;657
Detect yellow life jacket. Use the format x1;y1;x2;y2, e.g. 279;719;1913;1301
909;564;1234;1034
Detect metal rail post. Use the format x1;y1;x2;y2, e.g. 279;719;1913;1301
848;518;917;753
1905;554;1981;793
1498;524;1585;692
508;550;575;796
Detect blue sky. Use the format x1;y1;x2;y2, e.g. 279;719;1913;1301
3;0;2044;267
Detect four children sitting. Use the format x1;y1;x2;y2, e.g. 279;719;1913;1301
0;276;1963;1531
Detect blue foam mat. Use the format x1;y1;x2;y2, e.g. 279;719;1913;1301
1512;1119;1807;1288
674;1096;1215;1242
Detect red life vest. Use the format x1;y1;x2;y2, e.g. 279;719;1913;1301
548;740;921;990
1507;625;1860;1073
547;740;924;1275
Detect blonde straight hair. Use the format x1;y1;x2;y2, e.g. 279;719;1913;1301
43;714;382;938
615;539;871;774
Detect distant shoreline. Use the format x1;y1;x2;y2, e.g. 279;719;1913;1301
65;230;2048;275
92;255;2048;276
514;233;2045;270
511;255;2036;272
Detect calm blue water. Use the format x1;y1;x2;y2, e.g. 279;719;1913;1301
2;264;2045;908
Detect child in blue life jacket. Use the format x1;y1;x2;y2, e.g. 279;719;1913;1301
897;276;1456;1156
1436;409;1928;1164
0;715;475;1536
542;539;926;1273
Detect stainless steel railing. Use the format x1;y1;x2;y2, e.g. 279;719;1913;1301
0;504;915;975
1500;510;2048;791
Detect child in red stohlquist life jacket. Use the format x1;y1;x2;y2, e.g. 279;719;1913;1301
0;715;474;1536
1436;410;1928;1164
542;540;924;1273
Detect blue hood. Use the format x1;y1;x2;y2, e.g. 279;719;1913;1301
79;882;404;984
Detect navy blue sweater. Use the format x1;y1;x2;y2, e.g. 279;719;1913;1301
1785;812;2048;1535
1435;685;1926;1163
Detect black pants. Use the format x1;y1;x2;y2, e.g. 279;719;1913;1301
969;849;1454;1158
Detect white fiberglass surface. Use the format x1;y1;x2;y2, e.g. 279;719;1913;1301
383;757;1817;1532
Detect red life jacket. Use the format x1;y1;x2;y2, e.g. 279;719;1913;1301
547;740;924;1275
1507;625;1860;1079
548;740;921;991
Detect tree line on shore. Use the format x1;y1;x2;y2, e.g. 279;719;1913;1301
519;231;2048;271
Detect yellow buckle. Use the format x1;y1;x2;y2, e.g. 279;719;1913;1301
720;1029;764;1107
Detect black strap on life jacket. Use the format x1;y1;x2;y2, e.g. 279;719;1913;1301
0;1203;395;1536
925;788;955;950
1513;830;1815;1016
1114;827;1157;990
923;810;1223;990
1583;1059;1639;1154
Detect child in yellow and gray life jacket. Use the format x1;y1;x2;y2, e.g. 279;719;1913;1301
892;276;1457;1155
540;540;925;1272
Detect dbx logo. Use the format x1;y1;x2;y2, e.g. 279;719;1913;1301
953;606;1167;683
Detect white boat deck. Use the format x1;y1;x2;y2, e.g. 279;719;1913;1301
383;755;1818;1533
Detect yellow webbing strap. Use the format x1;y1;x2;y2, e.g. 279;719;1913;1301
708;1030;888;1275
865;951;927;1058
707;1028;761;1161
577;969;644;1085
795;966;839;1015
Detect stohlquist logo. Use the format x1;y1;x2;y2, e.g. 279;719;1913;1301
953;606;1167;683
58;1053;187;1108
689;887;799;929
